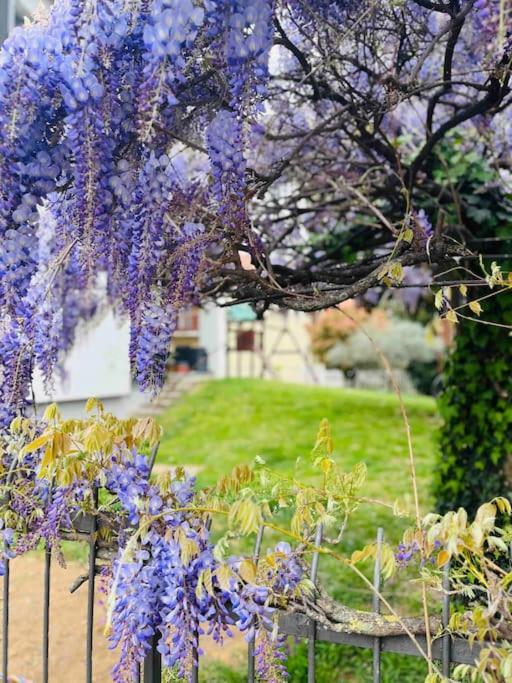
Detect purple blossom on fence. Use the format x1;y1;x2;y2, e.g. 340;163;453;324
395;540;421;568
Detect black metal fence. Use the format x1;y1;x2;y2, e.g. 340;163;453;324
0;517;482;683
245;525;480;683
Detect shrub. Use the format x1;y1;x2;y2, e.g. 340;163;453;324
325;318;442;371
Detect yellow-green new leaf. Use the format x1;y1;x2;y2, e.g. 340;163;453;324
85;397;104;414
239;559;257;583
216;564;233;591
228;499;263;536
21;432;52;456
469;300;482;316
177;528;199;565
445;309;458;325
133;417;162;447
402;228;414;243
43;403;60;422
493;497;511;515
435;289;444;310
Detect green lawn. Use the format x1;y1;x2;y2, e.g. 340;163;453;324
157;378;437;505
157;379;440;682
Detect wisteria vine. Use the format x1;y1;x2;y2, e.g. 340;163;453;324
2;407;512;682
0;404;312;682
0;0;280;425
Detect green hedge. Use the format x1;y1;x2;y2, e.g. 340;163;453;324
435;292;512;515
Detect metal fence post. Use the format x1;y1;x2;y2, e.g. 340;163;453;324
143;636;162;683
372;528;384;683
86;489;99;683
42;544;52;683
307;523;323;683
248;525;265;683
442;560;451;678
2;457;18;682
2;557;9;682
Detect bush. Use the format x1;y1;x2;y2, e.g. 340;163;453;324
434;293;512;516
307;302;388;361
325;318;442;372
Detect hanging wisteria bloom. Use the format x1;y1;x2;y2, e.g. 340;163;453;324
0;0;279;425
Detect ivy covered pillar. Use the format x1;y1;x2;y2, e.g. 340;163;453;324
434;292;512;516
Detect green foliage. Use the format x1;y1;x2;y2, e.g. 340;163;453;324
428;139;512;517
198;663;246;683
286;642;428;682
434;291;512;516
408;360;440;397
156;379;437;497
194;644;430;683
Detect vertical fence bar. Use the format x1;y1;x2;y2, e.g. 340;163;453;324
248;525;265;683
143;635;162;683
42;544;52;683
42;481;56;683
2;458;17;683
307;523;323;683
86;489;99;683
190;637;199;683
372;528;384;683
148;443;160;475
2;557;9;683
441;560;451;678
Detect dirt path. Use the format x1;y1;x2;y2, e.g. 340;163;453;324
0;555;244;683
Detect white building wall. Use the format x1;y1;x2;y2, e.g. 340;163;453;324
1;0;50;38
199;305;227;378
32;312;132;403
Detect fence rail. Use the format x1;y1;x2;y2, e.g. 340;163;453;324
0;517;483;683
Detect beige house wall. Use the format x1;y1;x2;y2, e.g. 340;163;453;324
227;310;317;384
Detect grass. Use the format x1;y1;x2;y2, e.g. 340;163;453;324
157;378;437;499
156;379;440;682
156;378;439;576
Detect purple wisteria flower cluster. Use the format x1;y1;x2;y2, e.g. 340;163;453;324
0;0;293;426
395;539;421;568
395;537;443;569
104;450;304;682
